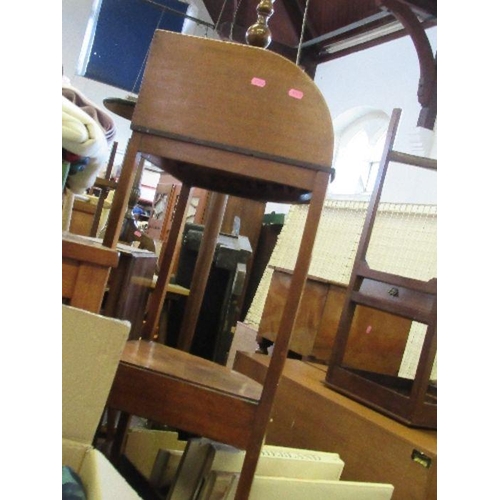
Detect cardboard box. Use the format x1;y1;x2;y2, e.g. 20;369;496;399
62;305;142;499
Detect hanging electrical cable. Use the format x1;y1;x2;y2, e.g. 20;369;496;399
132;7;166;94
214;0;230;33
296;0;311;66
230;0;245;40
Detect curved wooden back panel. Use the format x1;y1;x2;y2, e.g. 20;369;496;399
132;30;334;171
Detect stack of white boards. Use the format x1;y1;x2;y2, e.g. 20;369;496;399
124;428;186;488
149;437;395;500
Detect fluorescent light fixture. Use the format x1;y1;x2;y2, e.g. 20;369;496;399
323;20;404;54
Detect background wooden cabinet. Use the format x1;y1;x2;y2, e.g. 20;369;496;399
259;268;411;375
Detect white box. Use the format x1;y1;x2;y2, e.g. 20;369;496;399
62;304;142;499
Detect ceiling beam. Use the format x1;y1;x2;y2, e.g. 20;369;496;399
278;0;319;43
397;0;437;18
298;11;394;49
377;0;437;129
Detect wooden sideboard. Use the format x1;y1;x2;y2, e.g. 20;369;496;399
259;268;412;375
233;351;437;500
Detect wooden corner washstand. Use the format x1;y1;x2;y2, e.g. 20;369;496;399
101;29;334;499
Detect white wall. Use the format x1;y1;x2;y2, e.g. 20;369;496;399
315;26;437;204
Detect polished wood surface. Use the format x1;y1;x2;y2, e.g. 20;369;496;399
109;362;259;452
233;351;437;500
132;31;333;174
108;341;263;450
120;341;262;401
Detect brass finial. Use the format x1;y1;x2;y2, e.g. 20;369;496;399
245;0;275;48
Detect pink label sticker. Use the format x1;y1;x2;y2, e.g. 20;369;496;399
288;88;304;99
251;77;266;87
366;325;372;334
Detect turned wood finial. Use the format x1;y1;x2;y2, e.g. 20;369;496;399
245;0;275;48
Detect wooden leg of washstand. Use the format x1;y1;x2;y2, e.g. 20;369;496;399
233;171;330;500
177;192;229;352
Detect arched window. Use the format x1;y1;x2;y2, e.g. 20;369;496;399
327;107;389;198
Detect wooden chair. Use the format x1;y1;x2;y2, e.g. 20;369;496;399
102;29;334;499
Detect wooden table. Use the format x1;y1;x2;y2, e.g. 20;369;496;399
233;351;437;500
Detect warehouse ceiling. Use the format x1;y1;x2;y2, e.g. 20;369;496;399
202;0;436;70
201;0;437;128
